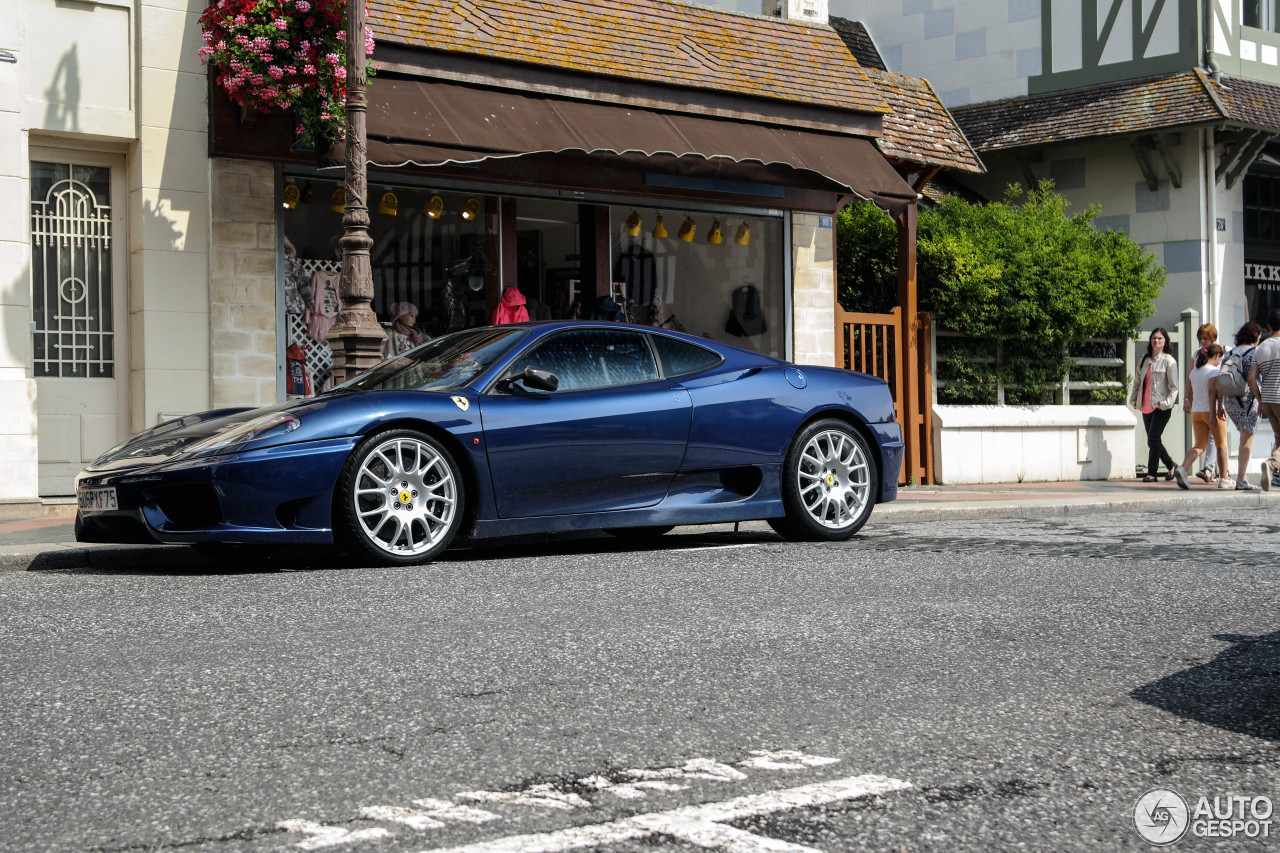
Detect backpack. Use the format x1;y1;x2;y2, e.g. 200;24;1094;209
1217;346;1253;397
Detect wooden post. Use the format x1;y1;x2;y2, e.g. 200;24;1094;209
328;0;386;381
897;201;919;484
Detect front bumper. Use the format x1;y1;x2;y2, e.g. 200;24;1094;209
75;436;358;545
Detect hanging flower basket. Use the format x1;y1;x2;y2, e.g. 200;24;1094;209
198;0;376;149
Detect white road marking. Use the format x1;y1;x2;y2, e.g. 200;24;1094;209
578;775;687;799
627;758;748;784
359;806;446;831
675;543;763;553
417;774;912;853
277;820;391;850
457;783;592;811
739;750;842;771
412;798;502;823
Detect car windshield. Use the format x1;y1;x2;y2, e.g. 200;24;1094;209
333;327;529;393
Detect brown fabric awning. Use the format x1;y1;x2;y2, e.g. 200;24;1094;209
330;78;917;215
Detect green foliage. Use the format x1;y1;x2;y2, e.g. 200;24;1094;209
836;182;1166;404
835;200;898;314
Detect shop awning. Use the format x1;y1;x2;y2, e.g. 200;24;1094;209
330;78;918;215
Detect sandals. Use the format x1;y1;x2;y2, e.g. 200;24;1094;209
1164;470;1176;481
1142;475;1159;483
1196;469;1219;484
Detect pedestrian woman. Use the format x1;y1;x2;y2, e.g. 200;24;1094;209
1219;321;1263;490
1175;344;1231;489
1129;328;1179;482
1191;323;1221;482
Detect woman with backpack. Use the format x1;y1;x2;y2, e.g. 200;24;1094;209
1216;321;1263;490
1175;344;1232;489
1129;328;1180;482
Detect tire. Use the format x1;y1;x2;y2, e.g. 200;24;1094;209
335;429;464;566
603;525;675;540
768;418;878;541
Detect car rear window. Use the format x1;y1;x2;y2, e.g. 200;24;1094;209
651;335;723;378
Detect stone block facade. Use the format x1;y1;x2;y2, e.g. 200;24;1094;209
790;211;836;367
211;159;278;408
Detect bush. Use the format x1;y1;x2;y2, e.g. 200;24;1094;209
837;181;1165;404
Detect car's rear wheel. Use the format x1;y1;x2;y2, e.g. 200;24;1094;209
336;429;464;565
768;418;877;541
603;525;675;540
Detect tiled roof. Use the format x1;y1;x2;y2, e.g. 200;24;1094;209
369;0;891;116
952;69;1280;151
828;17;887;71
862;67;984;173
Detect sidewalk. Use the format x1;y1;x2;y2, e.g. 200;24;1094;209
1;477;1274;572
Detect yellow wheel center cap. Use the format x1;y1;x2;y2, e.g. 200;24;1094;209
825;473;836;486
399;491;413;504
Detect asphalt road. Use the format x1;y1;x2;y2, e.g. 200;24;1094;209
0;512;1277;853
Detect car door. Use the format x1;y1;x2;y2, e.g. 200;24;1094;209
479;328;692;518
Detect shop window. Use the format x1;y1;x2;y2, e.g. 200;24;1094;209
606;205;785;358
1244;0;1280;31
279;178;495;396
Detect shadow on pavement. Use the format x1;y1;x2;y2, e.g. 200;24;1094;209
1130;631;1280;742
23;529;784;575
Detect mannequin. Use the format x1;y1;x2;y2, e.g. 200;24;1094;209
384;301;427;357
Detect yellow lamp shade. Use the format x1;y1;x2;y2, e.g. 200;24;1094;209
734;221;751;246
677;216;696;242
377;190;398;216
329;188;345;213
461;197;481;221
282;184;300;211
707;219;724;245
652;213;668;238
624;210;643;237
425;194;444;219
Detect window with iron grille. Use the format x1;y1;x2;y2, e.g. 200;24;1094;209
29;161;114;378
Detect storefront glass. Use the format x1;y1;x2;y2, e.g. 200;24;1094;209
277;177;785;397
607;204;785;358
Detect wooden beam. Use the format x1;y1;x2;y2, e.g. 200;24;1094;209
1130;136;1159;191
1225;131;1274;189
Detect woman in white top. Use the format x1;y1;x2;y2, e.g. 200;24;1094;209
1175;344;1232;489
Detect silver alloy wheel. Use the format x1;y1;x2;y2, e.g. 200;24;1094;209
352;435;458;557
796;428;871;530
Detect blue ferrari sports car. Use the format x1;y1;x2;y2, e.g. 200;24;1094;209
75;322;903;565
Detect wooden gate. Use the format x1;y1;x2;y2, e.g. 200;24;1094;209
835;306;934;485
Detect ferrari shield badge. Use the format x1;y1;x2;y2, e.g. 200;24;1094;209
451;396;470;412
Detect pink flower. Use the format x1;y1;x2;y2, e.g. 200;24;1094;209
277;38;289;49
303;64;317;75
202;30;213;43
336;29;346;41
268;65;284;79
216;40;227;50
234;13;246;24
274;17;288;30
325;52;340;65
334;66;347;79
295;0;310;10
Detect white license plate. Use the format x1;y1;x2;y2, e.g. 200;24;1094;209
78;487;118;515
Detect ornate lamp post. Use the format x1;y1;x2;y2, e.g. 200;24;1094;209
327;0;386;381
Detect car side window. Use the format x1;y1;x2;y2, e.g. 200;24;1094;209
651;334;723;378
505;329;660;391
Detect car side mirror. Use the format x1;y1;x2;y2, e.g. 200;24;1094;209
499;367;559;393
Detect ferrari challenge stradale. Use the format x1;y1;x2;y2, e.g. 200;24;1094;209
75;322;904;565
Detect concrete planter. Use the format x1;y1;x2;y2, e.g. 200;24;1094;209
933;405;1137;484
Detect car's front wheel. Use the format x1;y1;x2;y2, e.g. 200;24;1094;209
768;418;877;541
335;429;464;565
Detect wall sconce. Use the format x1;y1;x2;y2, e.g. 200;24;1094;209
425;194;444;219
677;215;696;242
734;221;751;246
624;210;643;237
652;213;668;238
707;219;724;245
329;188;345;213
460;197;481;221
300;182;314;205
377;190;398;216
282;184;300;211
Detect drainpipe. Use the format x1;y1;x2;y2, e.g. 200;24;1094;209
1205;127;1218;329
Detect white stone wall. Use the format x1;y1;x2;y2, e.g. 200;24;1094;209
210;159;278;409
0;0;212;499
791;212;836;366
834;0;1042;107
933;405;1138;483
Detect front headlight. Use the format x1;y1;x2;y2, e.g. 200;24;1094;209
182;412;301;457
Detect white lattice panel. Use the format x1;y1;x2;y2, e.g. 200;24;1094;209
287;260;339;395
